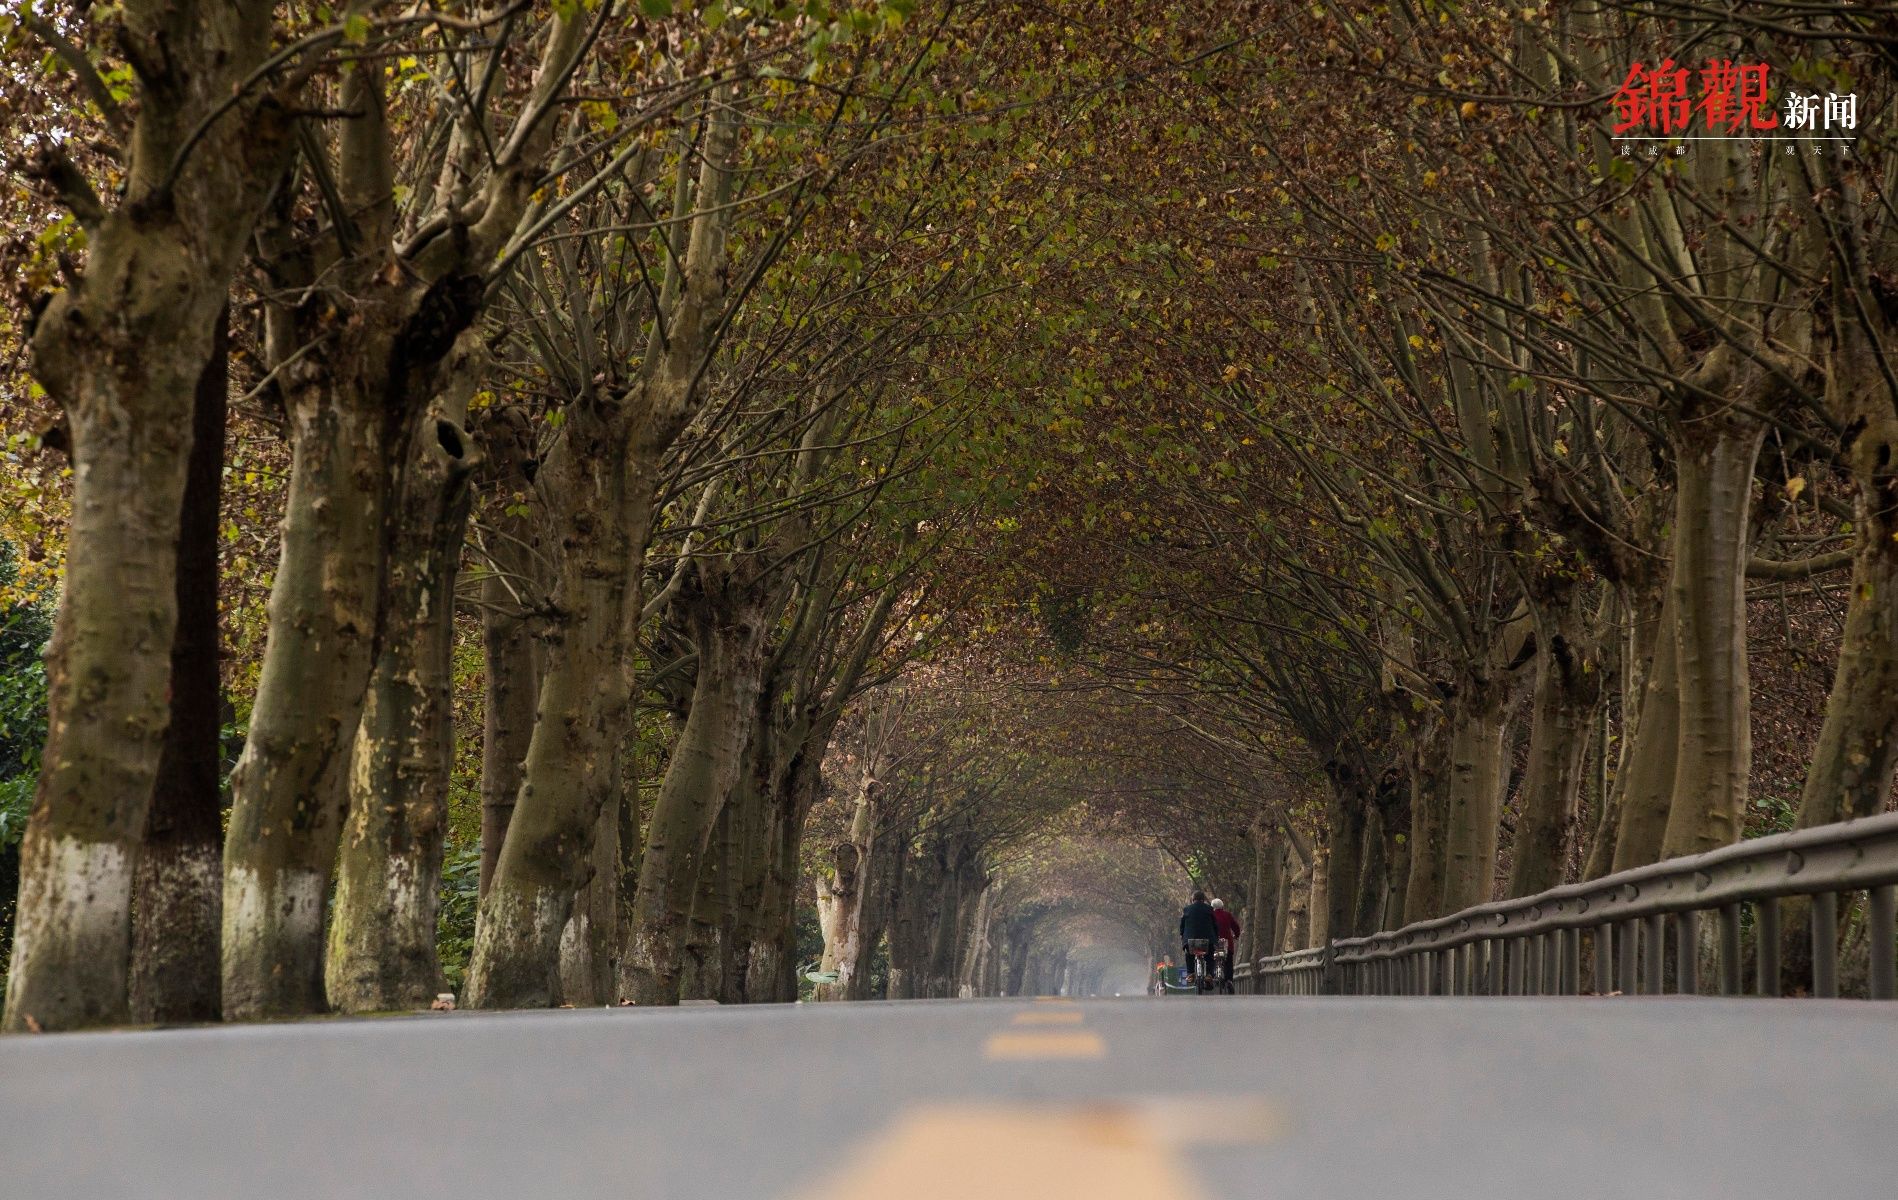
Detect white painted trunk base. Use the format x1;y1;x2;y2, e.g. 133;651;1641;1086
4;835;134;1031
221;865;326;1016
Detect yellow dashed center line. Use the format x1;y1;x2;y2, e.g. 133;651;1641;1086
792;1105;1190;1199
1010;1008;1085;1026
983;1029;1106;1060
794;1002;1284;1199
791;1098;1283;1199
988;998;1097;1058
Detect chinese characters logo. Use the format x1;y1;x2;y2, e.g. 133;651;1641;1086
1611;59;1857;139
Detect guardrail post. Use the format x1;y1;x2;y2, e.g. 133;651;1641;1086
1594;924;1612;995
1617;918;1632;994
1756;899;1780;997
1871;886;1895;1001
1813;892;1838;998
1719;902;1744;995
1322;939;1338;996
1644;914;1665;995
1675;911;1697;994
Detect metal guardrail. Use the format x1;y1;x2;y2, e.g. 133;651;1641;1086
1232;811;1898;999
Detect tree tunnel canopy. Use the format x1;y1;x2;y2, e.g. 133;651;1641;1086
0;0;1891;1024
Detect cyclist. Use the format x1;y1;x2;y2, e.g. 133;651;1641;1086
1179;890;1219;984
1211;898;1242;986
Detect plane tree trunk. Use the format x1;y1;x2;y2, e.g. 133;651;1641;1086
1508;589;1604;897
1441;684;1512;913
1660;414;1768;859
4;3;291;1034
128;307;230;1026
326;346;482;1012
815;776;879;1001
678;804;735;1003
474;405;544;897
1322;763;1371;941
1403;722;1450;922
469;102;740;1009
222;61;495;1019
1797;318;1898;829
617;565;771;1006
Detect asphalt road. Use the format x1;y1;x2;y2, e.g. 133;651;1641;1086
4;995;1894;1199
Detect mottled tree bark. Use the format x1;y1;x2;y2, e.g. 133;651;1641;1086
129;307;230;1026
617;571;770;1006
1403;729;1449;922
1240;829;1272;965
222;61;494;1018
955;876;991;998
1275;849;1303;953
1441;687;1511;912
5;3;290;1033
814;778;878;1001
469;103;740;1007
221;359;392;1018
325;346;480;1013
884;848;915;999
719;728;772;1004
1323;766;1369;941
465;443;649;1008
1611;586;1679;872
1003;917;1034;996
1257;843;1285;960
475;405;542;898
923;852;964;997
1580;703;1615;880
678;804;733;1003
1661;419;1766;858
1797;326;1898;829
556;790;622;1007
1507;602;1603;897
1305;851;1329;947
1349;805;1385;940
851;844;896;1001
1377;777;1412;931
751;754;823;1004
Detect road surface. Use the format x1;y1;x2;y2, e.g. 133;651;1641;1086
3;995;1894;1199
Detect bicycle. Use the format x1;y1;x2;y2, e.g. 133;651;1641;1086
1183;938;1216;994
1180;939;1235;995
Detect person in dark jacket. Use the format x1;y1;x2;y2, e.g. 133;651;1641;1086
1179;891;1219;981
1211;898;1242;984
